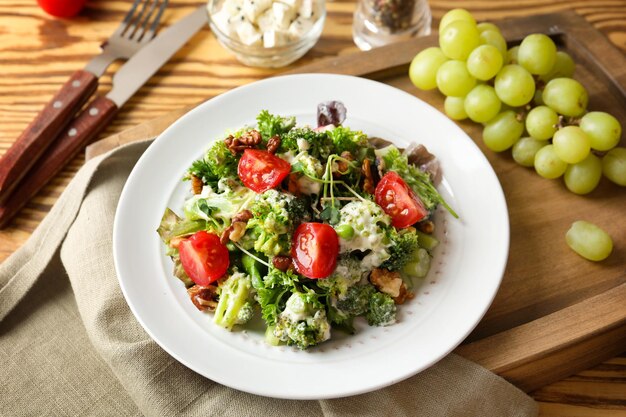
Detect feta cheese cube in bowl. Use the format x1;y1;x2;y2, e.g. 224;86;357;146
207;0;325;67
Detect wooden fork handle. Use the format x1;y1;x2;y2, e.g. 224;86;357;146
0;69;98;204
0;96;118;228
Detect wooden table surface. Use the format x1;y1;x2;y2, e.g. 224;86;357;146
1;0;625;415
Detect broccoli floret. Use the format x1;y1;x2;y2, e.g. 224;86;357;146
336;284;376;317
273;290;331;349
279;127;331;157
335;200;392;268
326;126;368;155
316;256;363;298
213;271;254;330
189;140;239;188
256;267;299;326
236;301;254;324
256;110;296;141
380;228;420;271
244;190;309;256
366;292;396;327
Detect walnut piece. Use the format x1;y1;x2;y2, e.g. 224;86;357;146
417;220;435;234
191;175;203;195
220;210;253;244
362;158;375;194
369;268;413;305
224;129;262;155
369;268;403;298
187;285;219;311
267;135;281;154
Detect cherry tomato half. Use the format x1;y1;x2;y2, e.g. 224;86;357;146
375;171;428;228
238;149;291;193
291;223;339;279
38;0;86;18
179;231;229;286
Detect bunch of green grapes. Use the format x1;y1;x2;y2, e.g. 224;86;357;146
409;8;626;195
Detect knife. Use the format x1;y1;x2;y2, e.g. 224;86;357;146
0;6;208;228
0;0;169;204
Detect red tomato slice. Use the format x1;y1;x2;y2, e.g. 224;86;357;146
179;231;229;286
375;171;428;228
238;149;291;193
291;223;339;279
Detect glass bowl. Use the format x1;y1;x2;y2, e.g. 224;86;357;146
206;0;326;68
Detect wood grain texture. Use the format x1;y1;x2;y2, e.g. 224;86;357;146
0;95;117;227
0;69;98;204
1;0;625;415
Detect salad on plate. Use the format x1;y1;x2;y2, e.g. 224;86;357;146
157;101;457;349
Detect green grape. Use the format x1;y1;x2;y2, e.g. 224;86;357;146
507;46;519;64
579;111;622;151
542;78;588;117
476;22;500;34
482;110;524;152
494;64;535;107
464;85;501;123
566;221;613;262
539;51;576;82
439;8;476;32
479;29;507;58
439;20;481;60
512;137;549;167
553;126;591;164
517;34;557;75
409;47;449;90
466;45;503;80
602;147;626;186
525;105;559;140
534;144;567;179
444;96;468;120
564;153;602;194
533;89;544;106
436;60;476;97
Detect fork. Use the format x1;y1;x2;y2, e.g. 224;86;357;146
0;0;168;204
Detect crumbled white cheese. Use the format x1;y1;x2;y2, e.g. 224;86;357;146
236;20;262;45
210;0;321;54
272;1;296;30
242;0;273;23
288;16;314;39
298;0;314;19
263;29;288;48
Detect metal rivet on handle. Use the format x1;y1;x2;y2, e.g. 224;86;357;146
68;128;77;137
72;80;81;88
89;108;99;116
53;101;62;109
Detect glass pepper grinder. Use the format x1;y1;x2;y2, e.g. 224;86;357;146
353;0;432;50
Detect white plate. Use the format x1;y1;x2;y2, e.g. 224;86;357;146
113;74;509;400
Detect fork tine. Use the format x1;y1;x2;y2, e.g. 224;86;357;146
135;0;166;42
111;0;142;37
123;0;152;39
144;0;169;41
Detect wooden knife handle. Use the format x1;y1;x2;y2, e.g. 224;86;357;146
0;69;98;203
0;96;118;228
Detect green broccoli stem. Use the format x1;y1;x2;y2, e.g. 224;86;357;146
213;277;252;330
241;253;264;289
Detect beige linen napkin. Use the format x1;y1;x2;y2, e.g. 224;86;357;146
0;140;538;417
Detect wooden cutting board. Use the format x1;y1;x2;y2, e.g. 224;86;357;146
87;10;626;392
